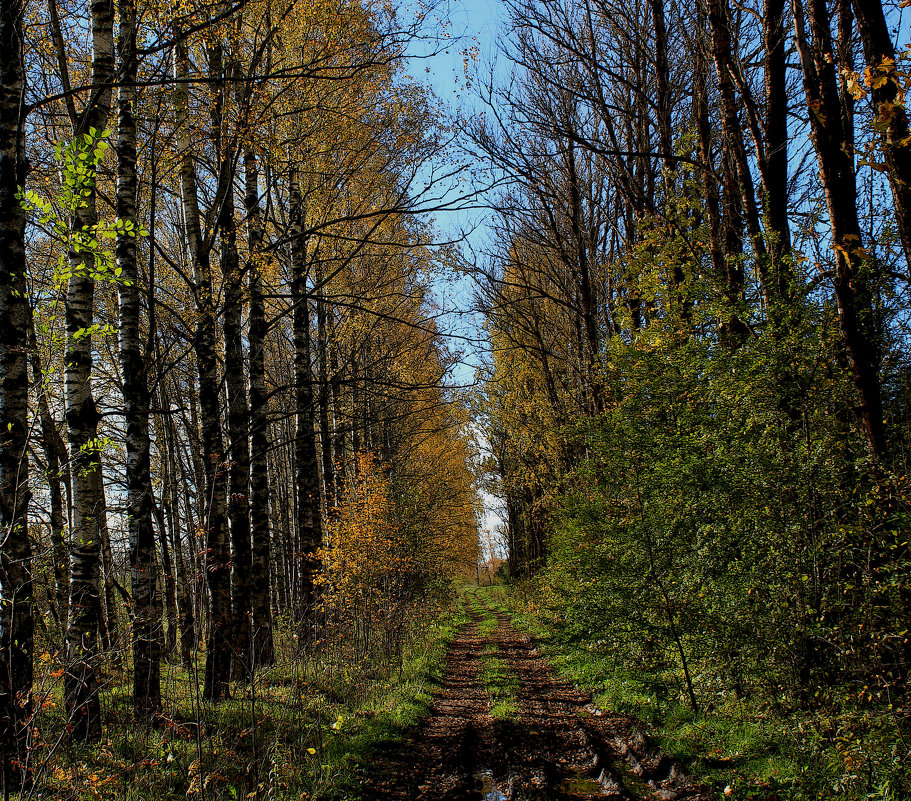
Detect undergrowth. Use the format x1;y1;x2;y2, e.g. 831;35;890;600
497;582;910;801
23;597;468;800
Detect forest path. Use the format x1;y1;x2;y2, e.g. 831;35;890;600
361;590;711;801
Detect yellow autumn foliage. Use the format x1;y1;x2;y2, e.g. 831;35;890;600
319;451;406;629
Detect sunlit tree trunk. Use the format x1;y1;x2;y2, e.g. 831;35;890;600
851;0;911;273
794;0;886;460
316;262;335;508
64;0;115;742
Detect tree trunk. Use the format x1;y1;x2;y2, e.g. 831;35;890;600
222;176;253;679
565;139;603;410
97;483;119;660
175;39;232;700
117;0;161;713
763;0;793;296
793;0;885;459
170;422;199;662
316;262;335;509
649;0;688;321
851;0;911;273
244;149;274;667
157;380;196;664
290;170;323;629
64;0;115;740
707;0;770;303
694;5;747;342
0;0;33;777
167;423;194;663
272;450;291;612
152;496;177;656
26;316;69;632
649;0;674;186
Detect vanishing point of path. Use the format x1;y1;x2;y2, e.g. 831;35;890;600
363;591;712;800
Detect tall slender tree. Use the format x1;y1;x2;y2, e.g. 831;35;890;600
245;148;275;666
222;173;253;677
794;0;886;459
175;37;232;700
851;0;911;273
0;0;33;780
116;0;161;714
64;0;116;742
290;169;323;630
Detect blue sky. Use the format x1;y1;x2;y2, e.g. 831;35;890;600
411;0;506;103
405;0;510;555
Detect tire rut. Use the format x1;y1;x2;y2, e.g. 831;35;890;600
361;598;712;800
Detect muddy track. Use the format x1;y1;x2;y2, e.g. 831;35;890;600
362;597;712;800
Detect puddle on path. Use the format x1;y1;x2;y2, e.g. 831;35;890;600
557;772;608;796
473;768;608;799
474;769;507;800
616;761;655;797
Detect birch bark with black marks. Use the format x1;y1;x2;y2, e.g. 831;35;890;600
0;0;33;778
163;399;197;663
117;0;161;714
290;169;323;630
244;148;274;666
64;0;115;742
175;38;232;700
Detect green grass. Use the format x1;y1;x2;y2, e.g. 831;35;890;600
24;601;468;800
479;645;520;720
472;583;509;608
499;588;911;801
506;620;793;797
461;584;521;721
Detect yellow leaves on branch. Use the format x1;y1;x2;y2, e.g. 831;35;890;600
319;452;407;618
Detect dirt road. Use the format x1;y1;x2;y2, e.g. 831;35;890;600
362;592;711;800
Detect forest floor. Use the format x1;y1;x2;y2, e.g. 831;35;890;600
360;588;714;801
